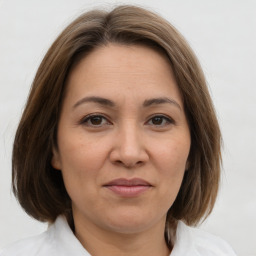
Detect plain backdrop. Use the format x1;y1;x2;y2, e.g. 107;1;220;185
0;0;255;255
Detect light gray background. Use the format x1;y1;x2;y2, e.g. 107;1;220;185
0;0;255;255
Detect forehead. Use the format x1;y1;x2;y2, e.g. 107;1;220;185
64;43;182;106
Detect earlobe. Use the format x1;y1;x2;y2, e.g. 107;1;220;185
51;148;62;170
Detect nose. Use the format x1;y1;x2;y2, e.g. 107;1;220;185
109;123;149;168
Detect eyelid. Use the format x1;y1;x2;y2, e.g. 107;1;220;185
78;113;175;127
79;113;112;127
145;114;175;126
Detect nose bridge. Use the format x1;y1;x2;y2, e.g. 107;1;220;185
111;119;148;167
120;119;141;154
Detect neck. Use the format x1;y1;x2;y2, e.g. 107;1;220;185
73;214;171;256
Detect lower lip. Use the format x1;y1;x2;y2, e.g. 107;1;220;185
105;185;151;197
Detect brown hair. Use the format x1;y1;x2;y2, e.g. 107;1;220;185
12;4;221;246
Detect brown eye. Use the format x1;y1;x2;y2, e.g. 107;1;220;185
151;116;164;125
81;115;110;127
147;115;174;126
90;116;104;125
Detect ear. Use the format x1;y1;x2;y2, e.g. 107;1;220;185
51;147;62;170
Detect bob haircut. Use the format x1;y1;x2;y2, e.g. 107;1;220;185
12;4;221;243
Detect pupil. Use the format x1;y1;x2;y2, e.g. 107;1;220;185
91;116;102;125
152;117;162;125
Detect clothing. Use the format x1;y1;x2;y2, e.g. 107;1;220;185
1;215;237;256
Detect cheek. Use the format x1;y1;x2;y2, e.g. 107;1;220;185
152;135;190;199
56;134;109;200
58;130;109;173
153;136;190;173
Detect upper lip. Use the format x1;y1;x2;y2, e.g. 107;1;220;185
104;178;152;187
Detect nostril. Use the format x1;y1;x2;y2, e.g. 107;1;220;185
114;159;144;168
136;161;143;166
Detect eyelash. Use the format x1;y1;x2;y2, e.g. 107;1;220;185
79;114;175;128
146;115;175;127
79;114;111;127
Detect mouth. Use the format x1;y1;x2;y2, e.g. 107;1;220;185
103;178;153;197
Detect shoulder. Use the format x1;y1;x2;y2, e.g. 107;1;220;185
171;221;237;256
0;229;55;256
0;216;87;256
188;224;237;256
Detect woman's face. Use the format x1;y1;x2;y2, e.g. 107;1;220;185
52;44;191;235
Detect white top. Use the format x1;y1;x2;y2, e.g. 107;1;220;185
1;216;237;256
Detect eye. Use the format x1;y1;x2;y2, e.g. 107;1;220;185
147;115;174;126
80;114;111;127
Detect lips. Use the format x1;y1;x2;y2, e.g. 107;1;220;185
105;178;151;186
103;178;152;197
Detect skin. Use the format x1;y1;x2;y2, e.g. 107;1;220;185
52;44;191;256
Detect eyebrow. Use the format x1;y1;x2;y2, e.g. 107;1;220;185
143;97;181;110
73;96;115;109
73;96;181;110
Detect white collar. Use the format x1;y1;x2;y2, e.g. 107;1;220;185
48;216;235;256
48;215;89;255
50;216;190;255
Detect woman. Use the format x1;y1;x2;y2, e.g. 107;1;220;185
2;5;236;256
